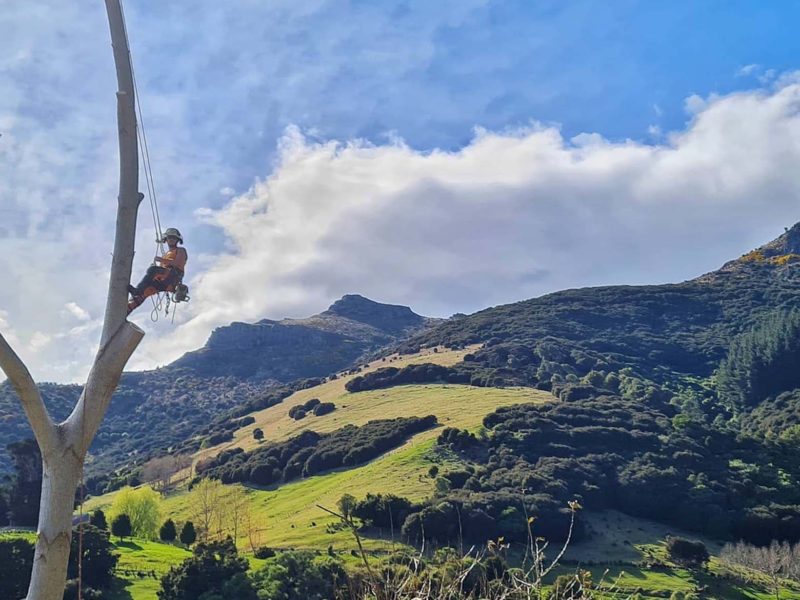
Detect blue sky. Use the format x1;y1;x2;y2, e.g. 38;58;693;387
2;1;800;381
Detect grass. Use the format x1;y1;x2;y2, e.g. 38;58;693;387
194;345;483;460
88;383;550;551
106;538;191;600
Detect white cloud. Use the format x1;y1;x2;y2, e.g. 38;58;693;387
737;63;760;77
684;93;707;115
63;302;91;322
220;187;236;197
29;332;52;352
126;79;800;371
647;124;662;138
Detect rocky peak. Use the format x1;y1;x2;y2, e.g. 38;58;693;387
323;294;424;334
756;222;800;256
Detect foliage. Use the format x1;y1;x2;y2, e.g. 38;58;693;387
111;514;132;540
346;363;470;392
6;438;42;526
665;536;710;569
249;551;347;600
90;509;107;531
253;428;264;441
313;401;336;416
352;493;414;530
157;537;254;600
717;309;800;410
196;416;437;486
179;521;197;546
425;396;800;544
160;518;177;543
110;486;162;540
253;546;276;559
67;525;119;589
0;537;34;599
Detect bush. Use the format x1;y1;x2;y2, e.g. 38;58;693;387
67;525;119;589
0;537;34;600
666;536;709;568
303;399;321;411
313;402;335;416
288;406;307;421
158;538;255;600
250;551;347;600
254;546;276;559
90;509;108;531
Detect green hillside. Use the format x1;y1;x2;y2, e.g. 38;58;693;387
89;379;550;550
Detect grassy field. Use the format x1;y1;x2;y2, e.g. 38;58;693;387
88;383;550;550
106;539;191;600
194;345;482;460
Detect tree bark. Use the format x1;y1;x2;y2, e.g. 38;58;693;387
0;1;145;598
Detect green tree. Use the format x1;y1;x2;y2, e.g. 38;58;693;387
250;551;346;600
337;494;357;520
253;428;264;441
180;521;197;546
111;514;132;540
6;438;42;526
89;509;107;531
158;538;254;600
67;525;119;588
110;485;162;539
0;537;34;599
160;518;177;543
718;309;800;409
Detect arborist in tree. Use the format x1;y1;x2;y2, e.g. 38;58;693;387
128;227;189;314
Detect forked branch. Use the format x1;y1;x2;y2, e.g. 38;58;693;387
0;333;57;454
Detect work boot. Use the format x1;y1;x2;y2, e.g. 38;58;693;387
127;296;144;315
127;284;138;297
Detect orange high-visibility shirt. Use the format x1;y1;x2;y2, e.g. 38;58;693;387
161;247;188;272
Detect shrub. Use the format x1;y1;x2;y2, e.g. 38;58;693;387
666;536;709;568
158;538;255;600
90;509;108;531
254;546;276;559
0;538;34;600
313;402;336;416
250;551;347;600
67;525;119;589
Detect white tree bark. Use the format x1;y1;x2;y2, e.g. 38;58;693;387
0;1;144;598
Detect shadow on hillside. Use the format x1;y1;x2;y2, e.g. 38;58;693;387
116;540;143;551
107;577;134;600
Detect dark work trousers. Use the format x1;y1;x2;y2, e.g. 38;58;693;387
133;266;182;296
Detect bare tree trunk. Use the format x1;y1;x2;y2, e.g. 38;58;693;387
0;1;145;598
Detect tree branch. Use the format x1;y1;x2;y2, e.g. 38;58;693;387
65;321;144;455
0;332;57;454
100;0;140;348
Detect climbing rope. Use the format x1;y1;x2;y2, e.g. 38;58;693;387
119;0;163;254
77;3;163;598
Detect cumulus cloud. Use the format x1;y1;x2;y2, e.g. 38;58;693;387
126;79;800;370
63;302;91;322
